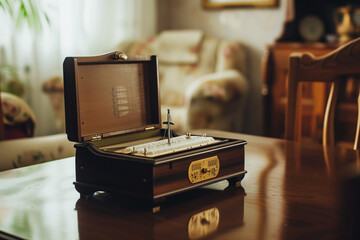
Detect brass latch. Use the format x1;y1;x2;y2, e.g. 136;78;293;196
113;51;128;60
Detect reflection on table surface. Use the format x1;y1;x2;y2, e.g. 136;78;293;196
0;131;359;240
76;183;245;240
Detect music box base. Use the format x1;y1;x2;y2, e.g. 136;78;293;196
73;134;246;213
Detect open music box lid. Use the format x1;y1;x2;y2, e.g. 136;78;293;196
63;51;161;142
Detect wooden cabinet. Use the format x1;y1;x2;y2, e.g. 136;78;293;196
262;42;359;144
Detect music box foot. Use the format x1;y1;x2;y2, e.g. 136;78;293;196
152;205;161;213
152;197;166;213
74;183;96;199
228;175;245;187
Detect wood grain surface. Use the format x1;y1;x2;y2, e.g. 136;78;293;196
0;130;359;240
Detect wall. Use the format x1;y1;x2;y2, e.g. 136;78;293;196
157;0;287;135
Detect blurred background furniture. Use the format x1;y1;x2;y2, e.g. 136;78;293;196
0;93;4;140
118;30;248;133
0;133;75;171
262;42;338;139
263;0;360;141
0;92;36;140
0;91;74;171
42;76;66;133
285;37;360;149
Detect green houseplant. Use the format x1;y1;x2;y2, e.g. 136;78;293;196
0;0;49;96
0;0;49;32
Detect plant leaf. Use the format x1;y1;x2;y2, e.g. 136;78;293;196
12;0;50;32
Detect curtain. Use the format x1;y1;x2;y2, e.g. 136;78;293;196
0;0;157;136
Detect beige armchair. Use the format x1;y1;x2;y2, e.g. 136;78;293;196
0;92;74;171
118;30;248;133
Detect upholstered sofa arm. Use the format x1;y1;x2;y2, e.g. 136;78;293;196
0;133;75;171
185;69;248;103
216;40;247;74
185;69;248;131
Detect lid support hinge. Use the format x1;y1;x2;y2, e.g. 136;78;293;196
90;134;102;141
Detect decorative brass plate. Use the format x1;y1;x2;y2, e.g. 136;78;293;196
188;156;220;183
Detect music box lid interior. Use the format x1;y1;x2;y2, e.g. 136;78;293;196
64;52;161;142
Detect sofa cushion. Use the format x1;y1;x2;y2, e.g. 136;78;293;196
1;92;36;138
154;30;203;64
159;64;213;107
1;92;36;126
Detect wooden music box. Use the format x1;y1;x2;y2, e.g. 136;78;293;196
63;51;246;212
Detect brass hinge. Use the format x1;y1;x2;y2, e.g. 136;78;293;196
90;134;102;141
145;126;155;131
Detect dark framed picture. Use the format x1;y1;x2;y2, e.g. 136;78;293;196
202;0;278;8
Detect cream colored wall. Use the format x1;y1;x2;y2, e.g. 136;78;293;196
157;0;287;135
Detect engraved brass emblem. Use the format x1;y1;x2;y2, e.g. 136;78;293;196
188;156;219;183
188;207;220;239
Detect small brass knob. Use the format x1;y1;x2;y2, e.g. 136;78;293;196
202;168;210;173
113;52;128;60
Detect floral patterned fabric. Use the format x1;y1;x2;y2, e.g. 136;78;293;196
118;30;248;133
0;133;75;171
1;92;36;138
0;93;74;171
1;92;36;127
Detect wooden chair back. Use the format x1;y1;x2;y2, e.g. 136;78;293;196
285;38;360;150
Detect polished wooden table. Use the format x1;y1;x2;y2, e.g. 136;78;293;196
0;130;359;240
